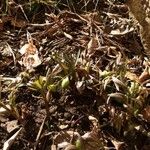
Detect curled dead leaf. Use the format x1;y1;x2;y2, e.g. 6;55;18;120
142;106;150;122
111;139;124;150
0;104;11;116
125;71;139;82
6;120;19;133
19;43;37;55
87;35;100;55
139;69;150;83
112;77;127;91
19;32;41;69
22;53;41;69
108;92;126;104
110;26;134;35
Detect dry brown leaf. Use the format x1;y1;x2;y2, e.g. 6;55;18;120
22;53;41;69
6;120;18;133
125;71;139;82
19;42;37;55
111;139;124;150
11;18;27;28
81;127;103;150
142;106;150;122
139;69;150;83
0;104;11;116
53;127;103;150
110;26;134;35
87;35;100;55
53;131;79;145
19;32;41;69
3;127;23;150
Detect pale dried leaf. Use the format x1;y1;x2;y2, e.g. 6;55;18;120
6;120;18;133
64;32;73;40
112;77;127;91
88;116;99;127
22;53;41;69
53;131;79;144
125;71;139;82
110;26;134;35
19;44;30;55
87;37;100;54
81;127;103;150
139;69;150;83
3;127;23;150
19;43;37;55
111;139;124;150
0;105;11;115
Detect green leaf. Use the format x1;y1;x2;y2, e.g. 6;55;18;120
29;76;46;91
61;76;70;89
76;138;84;150
39;76;46;86
100;70;112;78
76;139;82;150
32;80;42;90
48;84;57;92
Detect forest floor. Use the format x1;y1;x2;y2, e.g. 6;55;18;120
0;0;150;150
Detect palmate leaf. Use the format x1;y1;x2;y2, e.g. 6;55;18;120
32;80;42;90
29;76;46;91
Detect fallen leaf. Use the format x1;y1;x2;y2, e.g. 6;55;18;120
19;43;37;55
3;127;23;150
6;120;19;133
125;71;139;82
0;104;11;116
111;139;124;150
142;106;150;122
19;32;41;69
22;53;41;69
64;32;73;40
110;26;134;35
139;69;150;83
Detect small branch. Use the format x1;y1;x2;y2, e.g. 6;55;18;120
34;116;46;150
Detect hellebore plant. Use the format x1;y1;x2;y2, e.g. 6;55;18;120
0;75;24;122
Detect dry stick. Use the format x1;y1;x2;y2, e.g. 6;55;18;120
34;116;47;150
6;43;16;66
19;4;29;22
29;22;54;27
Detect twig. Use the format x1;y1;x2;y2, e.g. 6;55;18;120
28;22;54;27
6;43;16;66
34;116;46;150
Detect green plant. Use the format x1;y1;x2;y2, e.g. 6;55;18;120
0;80;21;122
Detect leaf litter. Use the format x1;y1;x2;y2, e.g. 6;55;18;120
0;0;150;149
